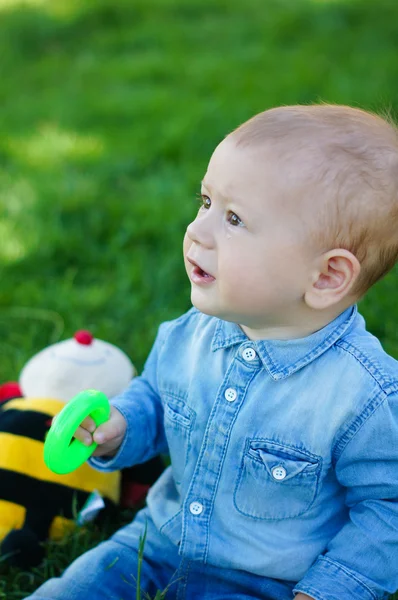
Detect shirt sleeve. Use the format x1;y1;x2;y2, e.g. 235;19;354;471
89;322;170;472
293;389;398;600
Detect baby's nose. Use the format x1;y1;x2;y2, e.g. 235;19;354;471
186;221;199;243
186;219;214;249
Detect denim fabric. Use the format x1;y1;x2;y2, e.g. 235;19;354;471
57;305;398;599
27;508;295;600
27;509;177;600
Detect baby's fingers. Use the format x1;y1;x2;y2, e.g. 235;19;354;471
79;415;97;433
73;424;94;446
93;421;121;445
93;406;126;445
72;416;96;446
51;414;95;446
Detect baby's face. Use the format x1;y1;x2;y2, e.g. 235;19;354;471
183;136;319;335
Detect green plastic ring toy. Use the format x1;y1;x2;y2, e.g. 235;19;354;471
44;389;110;475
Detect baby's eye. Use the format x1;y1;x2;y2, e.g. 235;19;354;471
197;193;211;210
227;211;244;227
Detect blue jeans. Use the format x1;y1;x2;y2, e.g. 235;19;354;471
27;508;296;599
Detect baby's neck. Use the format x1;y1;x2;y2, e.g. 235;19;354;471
239;302;355;341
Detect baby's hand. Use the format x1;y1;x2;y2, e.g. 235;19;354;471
74;405;127;458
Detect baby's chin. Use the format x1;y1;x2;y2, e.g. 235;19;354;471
189;293;233;322
190;292;218;317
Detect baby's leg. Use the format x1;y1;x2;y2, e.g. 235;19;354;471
26;509;180;600
175;560;295;600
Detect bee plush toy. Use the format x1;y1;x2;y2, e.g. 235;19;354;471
0;331;164;568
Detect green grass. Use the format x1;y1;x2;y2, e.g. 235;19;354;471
0;0;397;597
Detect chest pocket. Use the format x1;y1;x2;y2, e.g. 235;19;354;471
234;439;321;520
163;393;195;489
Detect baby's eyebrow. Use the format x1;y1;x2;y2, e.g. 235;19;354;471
201;180;225;199
201;179;246;208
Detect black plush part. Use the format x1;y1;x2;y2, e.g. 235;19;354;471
122;455;165;485
1;528;44;569
0;468;90;517
1;506;57;568
24;507;58;541
94;497;121;528
0;408;50;441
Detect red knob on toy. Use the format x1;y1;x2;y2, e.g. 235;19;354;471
74;330;94;345
0;382;22;402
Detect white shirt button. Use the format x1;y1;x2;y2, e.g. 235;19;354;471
224;388;237;402
242;347;257;361
272;466;287;481
189;501;204;515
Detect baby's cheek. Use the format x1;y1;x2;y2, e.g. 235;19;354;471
183;232;192;255
220;266;252;301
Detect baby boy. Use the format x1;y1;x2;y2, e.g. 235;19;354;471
29;104;398;600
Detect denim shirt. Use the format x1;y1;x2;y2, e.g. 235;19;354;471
91;305;398;600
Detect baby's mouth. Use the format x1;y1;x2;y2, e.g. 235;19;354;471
187;258;215;284
191;265;215;283
196;266;212;278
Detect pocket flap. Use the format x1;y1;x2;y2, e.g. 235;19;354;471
249;440;319;482
164;397;193;428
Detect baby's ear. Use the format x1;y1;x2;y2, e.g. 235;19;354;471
304;249;361;310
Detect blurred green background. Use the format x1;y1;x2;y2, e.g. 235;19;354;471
0;0;397;597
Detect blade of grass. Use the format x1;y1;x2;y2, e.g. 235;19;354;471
136;520;147;600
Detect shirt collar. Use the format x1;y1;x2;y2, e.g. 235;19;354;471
211;305;358;381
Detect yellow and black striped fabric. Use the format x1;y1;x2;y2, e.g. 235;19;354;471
0;397;120;542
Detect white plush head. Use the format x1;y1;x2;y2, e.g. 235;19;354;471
20;331;135;402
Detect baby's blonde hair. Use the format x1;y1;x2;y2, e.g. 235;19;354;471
232;104;398;298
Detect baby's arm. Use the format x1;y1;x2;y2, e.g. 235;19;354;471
293;389;398;600
88;322;170;471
